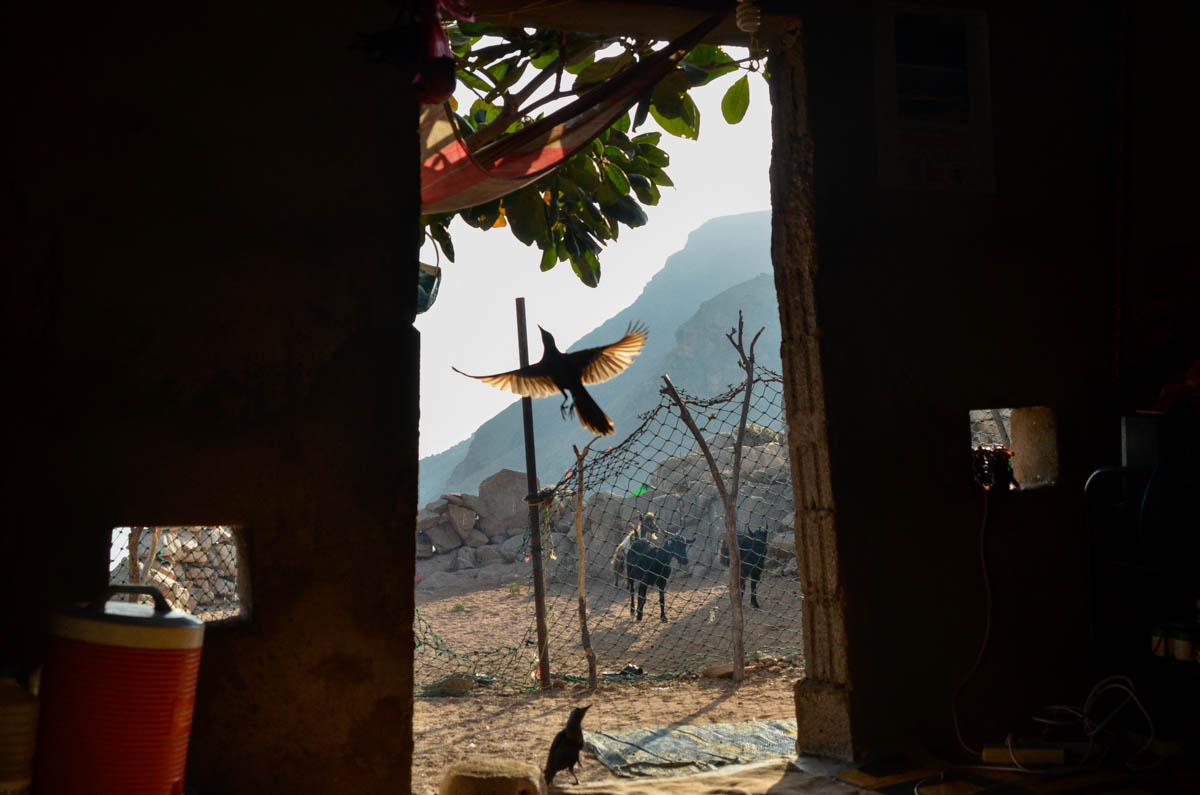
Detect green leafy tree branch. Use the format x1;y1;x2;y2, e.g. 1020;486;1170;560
422;22;765;287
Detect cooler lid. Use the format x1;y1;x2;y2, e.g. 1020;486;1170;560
51;585;204;650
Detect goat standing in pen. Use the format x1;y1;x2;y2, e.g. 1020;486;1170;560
626;530;691;622
721;526;768;609
610;511;658;587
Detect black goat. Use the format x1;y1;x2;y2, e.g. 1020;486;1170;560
720;527;768;609
611;512;658;586
626;532;690;622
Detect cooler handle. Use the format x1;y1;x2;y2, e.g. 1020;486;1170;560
90;584;172;614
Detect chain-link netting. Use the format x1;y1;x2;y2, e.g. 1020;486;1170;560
109;526;242;622
415;367;804;693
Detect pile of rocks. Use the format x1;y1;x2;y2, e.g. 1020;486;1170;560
417;431;800;591
541;429;799;581
416;469;534;590
109;526;240;622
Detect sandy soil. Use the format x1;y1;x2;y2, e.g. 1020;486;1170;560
415;568;805;686
413;573;805;794
412;666;803;795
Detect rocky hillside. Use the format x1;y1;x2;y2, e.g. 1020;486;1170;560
419;211;779;504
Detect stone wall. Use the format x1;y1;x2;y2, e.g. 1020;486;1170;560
109;527;241;622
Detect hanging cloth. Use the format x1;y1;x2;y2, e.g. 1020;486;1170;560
420;7;730;214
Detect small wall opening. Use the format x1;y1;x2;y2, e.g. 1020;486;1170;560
109;526;247;623
969;406;1059;490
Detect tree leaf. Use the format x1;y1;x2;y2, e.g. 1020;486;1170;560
631;176;661;206
504;187;550;247
684;44;737;84
635;143;669;167
602;162;630;196
457;21;498;37
429;223;456;263
721;74;750;124
470;99;502;127
603;145;631;170
633;92;652;130
595;181;619;205
680;61;709;87
647;165;674;187
456;70;492;92
650;71;690;118
539;245;557;271
632;131;662;146
601;195;648;228
564;52;594;74
612;113;631;134
573;51;634;87
649;99;699;140
530;48;559;69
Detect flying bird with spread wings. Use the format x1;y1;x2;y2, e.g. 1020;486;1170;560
453;322;648;436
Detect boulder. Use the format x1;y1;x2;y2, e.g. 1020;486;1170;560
651;453;707;494
447;504;477;540
465;529;489;548
446;492;488;516
417;510;442;532
417;554;454;577
474;562;524;588
477;544;502;567
500;535;526;564
416;531;435;559
417;570;456;590
453;546;478;570
425;497;448;514
426;523;463;554
768;531;794;562
478;469;532;537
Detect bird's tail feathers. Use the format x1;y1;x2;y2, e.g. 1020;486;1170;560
572;388;613;435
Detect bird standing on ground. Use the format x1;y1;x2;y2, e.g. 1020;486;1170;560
544;704;590;785
453;323;647;435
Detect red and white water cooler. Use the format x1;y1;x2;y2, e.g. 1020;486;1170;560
33;585;204;795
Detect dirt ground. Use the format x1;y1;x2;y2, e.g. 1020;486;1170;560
412;666;803;795
415;567;805;685
413;562;805;793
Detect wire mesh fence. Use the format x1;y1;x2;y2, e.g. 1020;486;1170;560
108;526;242;622
414;366;804;693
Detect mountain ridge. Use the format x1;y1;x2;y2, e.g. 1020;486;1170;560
419;210;776;504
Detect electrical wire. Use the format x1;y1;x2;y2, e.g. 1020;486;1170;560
951;490;991;758
949;483;1158;775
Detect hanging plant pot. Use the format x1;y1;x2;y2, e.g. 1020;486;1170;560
417;261;442;314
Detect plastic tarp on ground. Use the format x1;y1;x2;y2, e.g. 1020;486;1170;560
584;719;798;778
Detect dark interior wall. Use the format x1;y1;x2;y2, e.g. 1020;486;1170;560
1;1;420;791
799;0;1125;752
1121;4;1200;407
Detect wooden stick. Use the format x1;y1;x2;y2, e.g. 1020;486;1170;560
661;374;745;682
573;439;601;689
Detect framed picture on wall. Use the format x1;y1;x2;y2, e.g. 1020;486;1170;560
875;3;995;192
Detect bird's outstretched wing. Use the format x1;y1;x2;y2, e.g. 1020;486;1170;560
451;361;560;398
567;322;648;385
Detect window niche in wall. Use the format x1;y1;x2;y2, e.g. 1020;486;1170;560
875;2;995;192
969;407;1059;491
109;526;247;623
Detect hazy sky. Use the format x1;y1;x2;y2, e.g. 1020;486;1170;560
416;49;773;458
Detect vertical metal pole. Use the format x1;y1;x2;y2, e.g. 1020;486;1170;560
516;297;552;689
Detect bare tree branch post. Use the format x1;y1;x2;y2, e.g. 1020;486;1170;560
573;438;602;689
659;310;764;682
